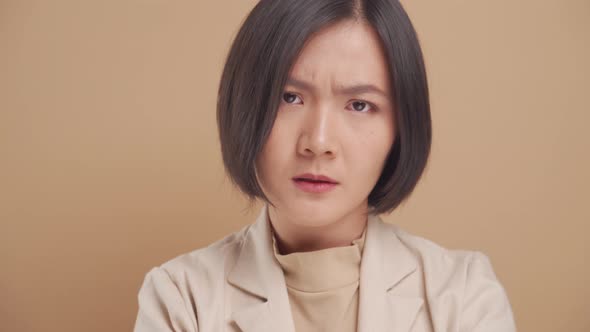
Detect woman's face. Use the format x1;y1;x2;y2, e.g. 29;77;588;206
256;20;395;227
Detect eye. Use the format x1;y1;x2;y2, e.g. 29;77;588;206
348;100;376;113
282;92;303;105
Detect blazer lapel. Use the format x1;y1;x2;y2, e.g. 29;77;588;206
357;213;424;332
227;206;423;332
226;205;296;332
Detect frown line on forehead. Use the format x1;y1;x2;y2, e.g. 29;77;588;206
285;76;390;101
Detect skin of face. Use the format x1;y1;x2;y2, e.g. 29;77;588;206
255;19;396;254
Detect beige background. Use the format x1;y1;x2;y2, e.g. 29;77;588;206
1;0;588;331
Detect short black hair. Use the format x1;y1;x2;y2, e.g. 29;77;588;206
217;0;431;215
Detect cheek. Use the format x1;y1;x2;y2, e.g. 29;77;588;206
351;122;395;175
258;120;292;176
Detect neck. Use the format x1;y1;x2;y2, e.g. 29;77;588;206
268;201;369;255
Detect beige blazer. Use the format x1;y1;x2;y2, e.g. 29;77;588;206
133;205;517;332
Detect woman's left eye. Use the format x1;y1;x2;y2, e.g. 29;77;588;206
282;92;302;104
349;101;375;113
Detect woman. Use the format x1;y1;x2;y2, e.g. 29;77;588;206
134;0;517;331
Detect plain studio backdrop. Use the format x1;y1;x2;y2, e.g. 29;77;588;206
0;0;588;331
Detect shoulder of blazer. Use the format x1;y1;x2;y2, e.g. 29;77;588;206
134;224;254;331
155;223;252;286
385;223;516;331
386;222;484;285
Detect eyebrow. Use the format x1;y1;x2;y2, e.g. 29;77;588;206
285;77;390;100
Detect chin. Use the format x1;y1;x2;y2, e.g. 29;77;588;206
284;201;342;228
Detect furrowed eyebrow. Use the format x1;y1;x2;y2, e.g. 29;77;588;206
285;77;315;92
285;77;390;100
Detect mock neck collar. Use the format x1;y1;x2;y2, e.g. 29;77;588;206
271;225;367;292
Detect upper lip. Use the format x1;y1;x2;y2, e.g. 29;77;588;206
293;173;339;184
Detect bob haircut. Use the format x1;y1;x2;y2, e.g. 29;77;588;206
217;0;431;215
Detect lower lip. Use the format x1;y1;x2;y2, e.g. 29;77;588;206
293;179;338;193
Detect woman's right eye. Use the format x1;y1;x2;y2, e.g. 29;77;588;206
282;92;302;104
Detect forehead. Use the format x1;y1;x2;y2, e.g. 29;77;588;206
288;20;391;90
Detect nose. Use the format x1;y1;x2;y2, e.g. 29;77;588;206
296;103;339;158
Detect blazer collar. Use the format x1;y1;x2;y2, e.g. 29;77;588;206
227;205;423;332
227;204;294;332
357;209;424;331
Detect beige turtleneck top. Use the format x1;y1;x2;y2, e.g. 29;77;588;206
270;227;367;332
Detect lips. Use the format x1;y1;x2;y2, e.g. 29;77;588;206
292;173;339;184
292;173;339;193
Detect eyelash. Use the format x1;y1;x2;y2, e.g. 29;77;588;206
281;92;377;113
